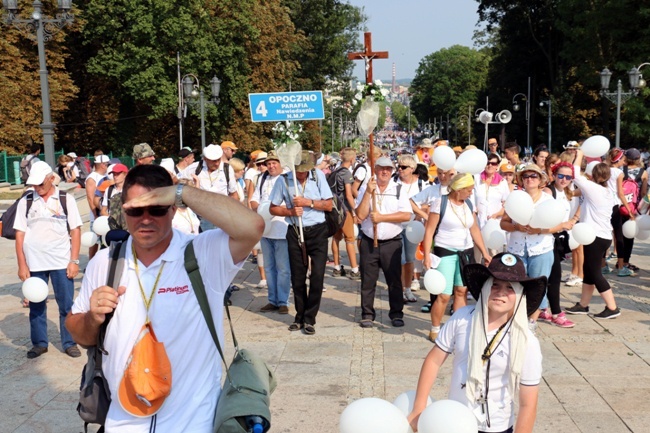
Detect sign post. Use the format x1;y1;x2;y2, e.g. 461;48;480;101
249;91;325;122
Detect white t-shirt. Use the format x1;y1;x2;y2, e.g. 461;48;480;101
474;179;510;229
431;196;475;251
184;162;237;196
607;167;623;206
13;188;83;271
411;184;447;208
574;166;614;239
250;173;288;240
356;180;411;240
71;229;242;432
172;208;201;235
506;192;555;256
436;306;543;432
244;167;260;184
87;171;107;221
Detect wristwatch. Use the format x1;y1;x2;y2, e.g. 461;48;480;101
175;184;187;208
310;200;315;208
70;259;80;265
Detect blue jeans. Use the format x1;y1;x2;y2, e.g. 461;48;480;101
260;238;291;307
260;237;291;307
29;269;75;350
521;248;554;310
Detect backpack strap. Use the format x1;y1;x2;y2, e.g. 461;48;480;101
184;240;234;383
223;162;230;185
194;160;204;176
258;171;270;195
434;193;448;238
97;241;128;354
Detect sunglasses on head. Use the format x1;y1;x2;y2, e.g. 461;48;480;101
124;206;171;218
521;173;540;180
555;173;573;181
486;161;500;166
398;165;412;170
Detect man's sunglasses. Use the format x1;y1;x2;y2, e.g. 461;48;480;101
398;165;412;170
124;206;171;217
555;173;573;181
521;173;540;180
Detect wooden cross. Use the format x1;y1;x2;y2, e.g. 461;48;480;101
348;32;388;246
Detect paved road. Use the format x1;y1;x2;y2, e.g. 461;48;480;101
0;200;648;432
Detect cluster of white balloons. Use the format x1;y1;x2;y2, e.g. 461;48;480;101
340;393;477;433
480;219;506;251
80;215;111;248
433;147;488;175
22;277;49;303
503;191;565;229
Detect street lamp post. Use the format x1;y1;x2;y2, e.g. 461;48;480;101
2;0;74;168
512;90;530;151
539;99;552;153
600;67;643;148
181;74;221;150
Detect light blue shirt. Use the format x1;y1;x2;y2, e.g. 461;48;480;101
269;169;333;227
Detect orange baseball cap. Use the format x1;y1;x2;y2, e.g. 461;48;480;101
221;141;237;150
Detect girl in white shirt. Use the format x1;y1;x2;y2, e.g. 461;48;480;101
565;150;620;319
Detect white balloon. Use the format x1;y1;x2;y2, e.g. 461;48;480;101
486;229;507;251
480;219;501;241
581;135;610;158
432;146;456;170
257;202;272;222
568;230;580;250
622;220;639;239
585;161;599;176
423;269;446;295
340;397;411;433
22;277;48;303
636;229;650;240
405;221;425;244
454;149;488;175
572;223;596;245
636;214;650;231
418;399;478;433
504;190;534;225
81;231;98;248
393;391;434;417
529;199;566;229
93;216;110;237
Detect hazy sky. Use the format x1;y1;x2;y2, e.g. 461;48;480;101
346;0;482;81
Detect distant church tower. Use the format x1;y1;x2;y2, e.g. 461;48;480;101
392;63;396;92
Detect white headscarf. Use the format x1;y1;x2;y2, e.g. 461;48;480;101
466;277;529;405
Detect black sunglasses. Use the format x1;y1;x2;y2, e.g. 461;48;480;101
486;161;500;166
398;165;412;170
556;173;573;181
521;173;540;180
124;206;171;218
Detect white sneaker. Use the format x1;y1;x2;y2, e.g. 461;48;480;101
565;276;583;286
257;279;267;289
561;273;575;283
404;288;417;302
410;279;420;292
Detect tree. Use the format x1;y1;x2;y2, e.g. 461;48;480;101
410;45;490;134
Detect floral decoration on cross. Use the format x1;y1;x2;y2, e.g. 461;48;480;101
353;79;390;104
272;121;303;145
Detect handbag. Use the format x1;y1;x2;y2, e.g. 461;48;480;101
184;241;277;433
77;241;127;433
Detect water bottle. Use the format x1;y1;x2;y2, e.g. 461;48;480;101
243;415;270;433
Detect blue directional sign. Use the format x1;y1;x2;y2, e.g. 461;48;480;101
249;91;325;122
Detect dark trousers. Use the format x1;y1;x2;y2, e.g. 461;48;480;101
548;247;562;315
286;222;328;326
359;234;404;321
620;213;635;262
610;205;624;258
583;237;612;293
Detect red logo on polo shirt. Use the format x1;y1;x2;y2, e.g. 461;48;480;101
157;285;189;295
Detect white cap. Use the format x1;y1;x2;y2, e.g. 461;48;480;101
202;144;223;161
94;155;110;164
375;157;394;168
26;161;53;185
67;152;77;159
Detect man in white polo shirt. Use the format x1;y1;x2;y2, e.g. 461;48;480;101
14;161;83;359
356;157;412;328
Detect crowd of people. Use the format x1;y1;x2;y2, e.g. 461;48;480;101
11;135;645;432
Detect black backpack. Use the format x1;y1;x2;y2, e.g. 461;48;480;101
1;190;68;239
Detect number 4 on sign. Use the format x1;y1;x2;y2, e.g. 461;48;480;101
255;101;268;117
